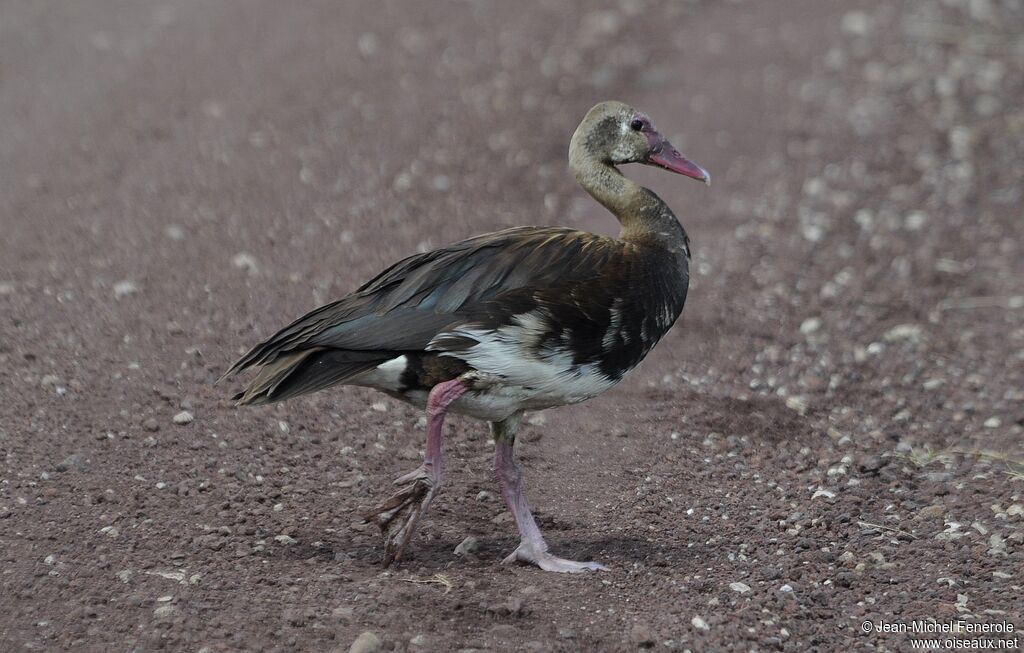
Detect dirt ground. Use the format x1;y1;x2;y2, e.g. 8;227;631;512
1;0;1022;651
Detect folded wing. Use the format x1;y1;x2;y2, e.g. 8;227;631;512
221;227;625;404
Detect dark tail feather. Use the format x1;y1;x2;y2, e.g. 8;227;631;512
233;348;390;405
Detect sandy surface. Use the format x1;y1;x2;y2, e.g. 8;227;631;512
1;0;1022;651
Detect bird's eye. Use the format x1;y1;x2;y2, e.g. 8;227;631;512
630;119;644;131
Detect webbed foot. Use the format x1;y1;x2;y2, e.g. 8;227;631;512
364;465;437;566
502;541;608;573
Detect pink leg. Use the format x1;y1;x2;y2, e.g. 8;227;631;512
492;418;607;573
364;379;467;566
394;378;467;487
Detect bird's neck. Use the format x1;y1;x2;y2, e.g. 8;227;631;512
569;146;688;253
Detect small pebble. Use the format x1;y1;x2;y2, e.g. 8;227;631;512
349;630;383;653
799;317;821;335
454;536;480;557
884;323;922;342
785;396;809;415
172;411;194;425
231;253;259;275
113;280;138;299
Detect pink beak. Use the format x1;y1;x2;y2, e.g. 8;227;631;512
645;135;711;185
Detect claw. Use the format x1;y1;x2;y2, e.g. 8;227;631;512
361;379;467;567
393;464;431;486
501;542;608;573
363;467;437;567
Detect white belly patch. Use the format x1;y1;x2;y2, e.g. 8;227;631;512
427;314;621;420
349;309;627;422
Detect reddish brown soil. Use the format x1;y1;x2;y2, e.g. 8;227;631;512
1;1;1022;651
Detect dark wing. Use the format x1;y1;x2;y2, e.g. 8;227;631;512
221;227;624;403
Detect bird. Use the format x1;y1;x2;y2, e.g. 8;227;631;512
220;100;709;572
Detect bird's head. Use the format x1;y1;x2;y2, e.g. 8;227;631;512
570;100;710;185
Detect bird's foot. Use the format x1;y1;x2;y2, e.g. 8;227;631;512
501;542;608;573
363;465;437;567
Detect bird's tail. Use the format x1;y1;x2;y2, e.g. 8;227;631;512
229;348;390;405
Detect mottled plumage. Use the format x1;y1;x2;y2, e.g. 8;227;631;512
222;100;709;572
223;224;689;415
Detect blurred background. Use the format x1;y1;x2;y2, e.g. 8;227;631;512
1;1;1022;651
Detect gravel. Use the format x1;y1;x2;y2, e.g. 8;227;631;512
0;0;1020;650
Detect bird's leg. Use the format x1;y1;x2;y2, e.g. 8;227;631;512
364;378;467;566
491;416;608;573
